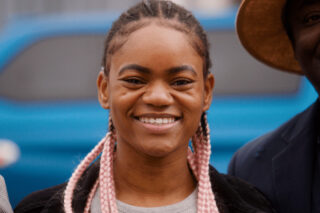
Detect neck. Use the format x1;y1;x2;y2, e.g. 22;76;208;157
113;143;196;207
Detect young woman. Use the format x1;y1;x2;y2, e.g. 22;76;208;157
15;1;276;212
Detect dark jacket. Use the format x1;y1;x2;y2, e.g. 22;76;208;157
228;100;319;213
15;160;276;213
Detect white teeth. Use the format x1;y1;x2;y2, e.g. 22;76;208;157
139;117;175;125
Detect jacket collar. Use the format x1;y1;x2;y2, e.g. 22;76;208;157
272;100;319;213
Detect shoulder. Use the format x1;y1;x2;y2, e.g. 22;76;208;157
14;159;100;213
228;103;315;176
209;166;276;213
14;183;66;213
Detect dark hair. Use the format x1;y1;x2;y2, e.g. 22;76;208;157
101;0;211;79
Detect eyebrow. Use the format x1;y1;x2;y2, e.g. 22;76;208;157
168;65;197;76
119;64;150;75
118;64;197;76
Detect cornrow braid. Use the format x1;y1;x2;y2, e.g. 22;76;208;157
101;0;212;79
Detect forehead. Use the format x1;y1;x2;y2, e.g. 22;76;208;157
128;24;188;47
114;23;200;61
287;0;318;10
109;24;203;74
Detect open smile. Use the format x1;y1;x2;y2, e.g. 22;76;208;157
133;114;181;133
134;114;181;124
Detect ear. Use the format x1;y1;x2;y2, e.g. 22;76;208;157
203;73;214;111
97;71;110;109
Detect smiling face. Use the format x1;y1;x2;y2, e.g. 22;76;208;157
97;23;214;158
286;0;320;95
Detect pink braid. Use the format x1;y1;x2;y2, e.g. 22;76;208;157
188;129;200;178
99;128;118;213
64;116;115;213
66;114;219;213
83;131;117;213
63;134;108;213
188;114;219;213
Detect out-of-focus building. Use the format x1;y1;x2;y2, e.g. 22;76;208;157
0;0;138;31
0;0;240;31
177;0;236;15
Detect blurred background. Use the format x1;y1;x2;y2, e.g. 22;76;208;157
0;0;317;207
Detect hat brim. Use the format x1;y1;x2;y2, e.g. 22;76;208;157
236;0;303;75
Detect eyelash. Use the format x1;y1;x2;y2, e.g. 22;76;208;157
120;77;194;89
171;78;194;87
303;12;320;25
122;77;145;85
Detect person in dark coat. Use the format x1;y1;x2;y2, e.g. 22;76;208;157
15;0;276;212
228;0;320;213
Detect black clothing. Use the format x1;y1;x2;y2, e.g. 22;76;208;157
15;161;276;213
312;101;320;213
228;100;320;213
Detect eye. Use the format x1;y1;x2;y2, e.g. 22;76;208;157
122;77;145;85
303;12;320;25
171;78;194;87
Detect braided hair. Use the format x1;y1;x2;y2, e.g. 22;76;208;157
64;1;218;212
101;0;211;79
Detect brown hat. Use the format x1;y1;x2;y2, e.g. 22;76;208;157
236;0;302;74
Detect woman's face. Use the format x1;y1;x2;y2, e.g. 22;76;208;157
98;23;214;158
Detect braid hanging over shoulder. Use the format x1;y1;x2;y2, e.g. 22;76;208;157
64;114;219;213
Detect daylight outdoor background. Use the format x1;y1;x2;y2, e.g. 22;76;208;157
0;0;317;207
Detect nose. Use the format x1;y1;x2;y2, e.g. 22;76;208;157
142;81;173;107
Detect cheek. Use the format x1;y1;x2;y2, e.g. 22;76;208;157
174;85;205;129
293;28;320;94
108;84;140;128
175;87;203;108
294;28;320;66
294;28;320;63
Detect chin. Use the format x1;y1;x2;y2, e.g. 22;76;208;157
141;143;182;158
143;148;175;158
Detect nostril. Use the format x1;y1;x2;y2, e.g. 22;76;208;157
142;87;173;107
